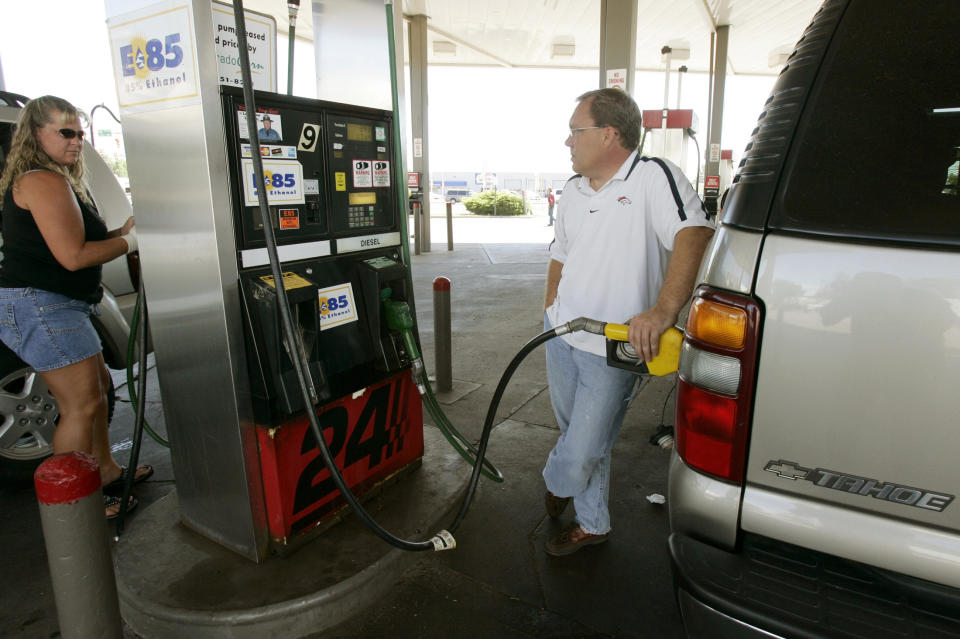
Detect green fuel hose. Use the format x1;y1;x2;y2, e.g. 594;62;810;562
382;293;504;483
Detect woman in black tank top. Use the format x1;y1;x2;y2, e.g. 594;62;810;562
0;96;149;519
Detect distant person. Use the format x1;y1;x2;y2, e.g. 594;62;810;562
542;88;713;556
257;115;280;141
0;96;150;520
546;187;555;226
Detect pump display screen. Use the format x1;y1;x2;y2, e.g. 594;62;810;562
347;123;372;141
348;192;376;205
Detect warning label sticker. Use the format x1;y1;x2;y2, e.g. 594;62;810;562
373;160;390;188
352;160;373;188
279;208;300;230
259;271;313;290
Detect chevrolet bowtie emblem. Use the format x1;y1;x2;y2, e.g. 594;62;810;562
763;459;811;480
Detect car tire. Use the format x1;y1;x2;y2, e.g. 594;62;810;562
0;344;115;484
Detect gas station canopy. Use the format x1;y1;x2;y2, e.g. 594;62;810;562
246;0;823;75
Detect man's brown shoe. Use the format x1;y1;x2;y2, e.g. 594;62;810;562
545;491;570;518
545;521;609;556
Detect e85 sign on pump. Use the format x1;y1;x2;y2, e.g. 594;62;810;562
108;4;200;110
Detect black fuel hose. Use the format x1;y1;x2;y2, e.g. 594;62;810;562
124;287;168;448
447;328;557;532
115;271;151;536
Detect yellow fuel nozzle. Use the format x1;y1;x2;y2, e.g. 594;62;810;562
603;323;630;342
603;323;683;376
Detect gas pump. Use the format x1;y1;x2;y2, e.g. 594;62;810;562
219;87;425;550
107;0;425;555
406;171;423;254
640;109;701;188
407;171;423;209
703;149;734;217
640;46;702;190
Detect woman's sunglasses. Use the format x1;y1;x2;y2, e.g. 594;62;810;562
56;128;86;140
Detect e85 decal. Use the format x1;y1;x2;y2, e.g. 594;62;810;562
120;34;184;78
319;294;349;315
252;171;296;191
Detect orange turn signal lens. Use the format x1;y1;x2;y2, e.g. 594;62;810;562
687;298;747;349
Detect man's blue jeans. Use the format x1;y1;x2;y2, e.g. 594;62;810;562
542;314;639;534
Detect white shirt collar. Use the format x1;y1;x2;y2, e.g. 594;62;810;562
576;150;639;194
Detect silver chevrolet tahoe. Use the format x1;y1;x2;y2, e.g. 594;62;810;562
669;1;960;637
0;92;140;481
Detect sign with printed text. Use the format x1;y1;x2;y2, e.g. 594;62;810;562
259;271;312;290
257;371;423;540
352;160;373;188
710;143;721;162
279;208;300;230
606;68;627;90
317;283;358;330
108;2;200;112
242;159;305;206
407;172;420;188
211;1;276;92
705;175;720;189
373;161;391;188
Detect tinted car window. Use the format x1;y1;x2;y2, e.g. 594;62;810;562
772;0;960;247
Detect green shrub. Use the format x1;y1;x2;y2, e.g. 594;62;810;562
463;190;524;216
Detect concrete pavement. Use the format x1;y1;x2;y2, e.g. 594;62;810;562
0;212;684;638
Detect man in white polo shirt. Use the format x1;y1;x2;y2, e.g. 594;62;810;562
542;88;714;556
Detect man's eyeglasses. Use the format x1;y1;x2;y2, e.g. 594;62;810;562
56;128;86;140
568;126;603;138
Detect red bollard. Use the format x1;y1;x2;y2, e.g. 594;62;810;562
35;451;123;639
433;277;453;392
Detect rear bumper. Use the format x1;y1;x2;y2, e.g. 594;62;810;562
676;588;783;639
670;532;960;639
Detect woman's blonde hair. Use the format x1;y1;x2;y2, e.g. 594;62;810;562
0;95;90;204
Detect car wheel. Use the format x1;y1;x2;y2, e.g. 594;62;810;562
0;347;115;483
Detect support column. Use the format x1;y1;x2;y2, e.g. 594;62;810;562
599;0;638;94
705;24;729;214
408;14;431;251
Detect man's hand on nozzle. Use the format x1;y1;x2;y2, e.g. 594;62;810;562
627;308;674;362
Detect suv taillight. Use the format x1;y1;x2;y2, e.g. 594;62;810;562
675;287;762;484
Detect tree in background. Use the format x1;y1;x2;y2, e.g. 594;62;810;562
463;190;524;216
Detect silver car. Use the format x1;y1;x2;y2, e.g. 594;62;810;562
0;92;139;481
669;1;960;637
